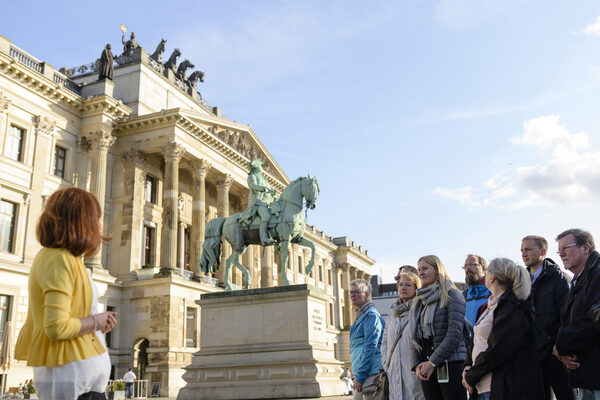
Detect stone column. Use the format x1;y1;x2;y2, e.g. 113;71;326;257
190;159;210;280
260;246;273;288
178;221;186;272
85;129;116;270
333;264;342;330
341;263;352;329
24;116;54;263
216;174;232;285
158;142;185;275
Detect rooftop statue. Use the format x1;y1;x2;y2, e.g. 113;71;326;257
187;70;204;90
164;49;181;73
121;32;139;56
98;44;114;80
176;59;194;82
150;39;167;63
200;161;320;290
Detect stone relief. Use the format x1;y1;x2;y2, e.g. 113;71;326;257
0;91;11;113
34;115;56;135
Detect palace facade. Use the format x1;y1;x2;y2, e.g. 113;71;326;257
0;33;374;397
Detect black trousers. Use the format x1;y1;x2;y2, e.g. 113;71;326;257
77;391;106;400
541;355;575;400
420;360;467;400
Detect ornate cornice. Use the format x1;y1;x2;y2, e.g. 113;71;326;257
81;95;131;120
161;141;185;163
114;109;286;191
0;52;82;109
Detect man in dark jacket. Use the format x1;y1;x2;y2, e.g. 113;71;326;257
554;229;600;399
521;235;573;400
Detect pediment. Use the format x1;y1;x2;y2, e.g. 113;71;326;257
179;109;289;185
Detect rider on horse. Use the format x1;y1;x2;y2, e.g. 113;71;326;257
239;158;276;245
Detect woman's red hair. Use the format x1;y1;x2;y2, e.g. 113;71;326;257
36;187;105;257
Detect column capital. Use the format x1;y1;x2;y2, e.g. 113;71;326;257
121;149;147;167
0;91;11;115
191;159;211;178
161;141;186;162
217;174;232;190
340;262;350;271
34;115;56;137
87;130;116;151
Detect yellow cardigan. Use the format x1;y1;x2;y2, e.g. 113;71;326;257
15;248;106;367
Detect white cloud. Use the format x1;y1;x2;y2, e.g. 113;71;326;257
584;16;600;35
435;115;600;208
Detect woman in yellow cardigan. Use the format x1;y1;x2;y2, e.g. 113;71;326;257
15;187;117;400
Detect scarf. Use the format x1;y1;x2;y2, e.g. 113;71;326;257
355;300;374;319
408;282;442;351
393;298;413;318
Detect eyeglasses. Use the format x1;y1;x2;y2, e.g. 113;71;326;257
557;243;578;254
350;291;367;295
462;262;480;270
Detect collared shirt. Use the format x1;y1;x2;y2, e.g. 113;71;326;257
530;264;544;283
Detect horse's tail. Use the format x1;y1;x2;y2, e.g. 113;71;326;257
200;218;226;273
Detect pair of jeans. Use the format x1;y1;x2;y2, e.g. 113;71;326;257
477;393;490;400
577;389;600;400
125;382;133;398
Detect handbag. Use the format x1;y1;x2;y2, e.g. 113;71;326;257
360;327;403;400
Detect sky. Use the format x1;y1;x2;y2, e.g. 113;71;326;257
3;1;600;282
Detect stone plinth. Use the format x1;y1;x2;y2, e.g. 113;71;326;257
177;284;345;400
81;78;114;97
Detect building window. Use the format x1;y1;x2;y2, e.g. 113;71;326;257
329;302;334;325
0;295;10;343
318;265;323;282
142;225;155;267
184;228;191;270
145;175;157;204
328;269;333;285
0;201;16;253
185;307;197;347
297;256;302;274
105;306;115;348
53;145;66;178
5;125;25;162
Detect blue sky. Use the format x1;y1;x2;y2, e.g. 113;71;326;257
4;1;600;281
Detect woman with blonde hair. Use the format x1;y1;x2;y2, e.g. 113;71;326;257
462;258;543;400
15;187;117;400
409;255;467;400
381;267;425;400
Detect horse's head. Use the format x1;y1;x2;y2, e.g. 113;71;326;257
302;175;319;209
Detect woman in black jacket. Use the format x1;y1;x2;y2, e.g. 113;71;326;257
462;257;544;400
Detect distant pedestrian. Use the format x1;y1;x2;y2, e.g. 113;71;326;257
462;257;544;400
554;229;600;399
381;267;424;400
409;255;467;400
123;368;136;399
462;254;491;327
521;235;573;400
349;279;385;400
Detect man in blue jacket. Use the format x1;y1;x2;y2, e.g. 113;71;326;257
462;254;491;326
349;278;385;400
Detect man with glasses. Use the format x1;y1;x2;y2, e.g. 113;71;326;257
554;229;600;399
462;254;491;326
349;279;385;400
521;235;573;400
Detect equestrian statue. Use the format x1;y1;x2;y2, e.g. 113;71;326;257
199;158;320;290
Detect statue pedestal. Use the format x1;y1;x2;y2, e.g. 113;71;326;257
81;78;114;98
177;285;345;400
